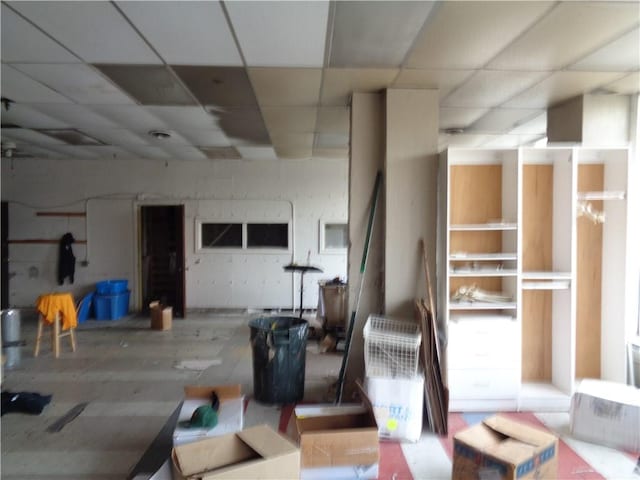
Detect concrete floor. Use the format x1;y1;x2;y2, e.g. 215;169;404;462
1;311;342;479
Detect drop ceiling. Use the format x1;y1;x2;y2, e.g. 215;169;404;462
1;0;638;161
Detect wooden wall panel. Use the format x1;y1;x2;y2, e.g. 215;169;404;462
521;165;553;381
576;164;603;379
450;165;502;224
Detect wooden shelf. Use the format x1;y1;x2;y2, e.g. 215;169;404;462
450;269;517;277
522;271;571;280
449;301;517;310
577;191;625;201
450;253;517;261
450;222;517;231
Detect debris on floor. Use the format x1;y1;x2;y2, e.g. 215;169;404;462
173;359;222;371
47;402;89;433
1;390;52;416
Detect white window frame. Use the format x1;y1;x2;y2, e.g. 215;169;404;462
319;219;348;254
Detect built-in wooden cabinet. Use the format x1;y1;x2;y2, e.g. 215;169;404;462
438;146;633;412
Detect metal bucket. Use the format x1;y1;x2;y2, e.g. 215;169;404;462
2;309;22;369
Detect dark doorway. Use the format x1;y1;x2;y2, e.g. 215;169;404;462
140;205;185;317
1;202;8;309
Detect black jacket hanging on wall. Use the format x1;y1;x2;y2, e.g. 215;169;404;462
58;232;76;285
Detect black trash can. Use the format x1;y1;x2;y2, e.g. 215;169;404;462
249;316;308;404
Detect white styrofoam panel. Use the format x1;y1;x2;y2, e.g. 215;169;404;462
225;1;329;67
143;129;192;147
87;105;170;131
236;146;278;161
1;4;80;63
8;1;161;64
443;70;549;108
116;0;242;66
488;2;640;70
1;65;73;104
32;104;119;129
569;26;640;72
439;107;489;130
469;108;544;133
503;71;624;108
11;63;135;105
145;106;222;130
406;1;553;69
0;104;70;129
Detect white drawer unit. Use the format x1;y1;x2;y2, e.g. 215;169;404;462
448;368;520;400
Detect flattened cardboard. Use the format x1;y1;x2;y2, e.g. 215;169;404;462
172;424;300;480
173;385;244;447
453;415;558;480
570;379;640;452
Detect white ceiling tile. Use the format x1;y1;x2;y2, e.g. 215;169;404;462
503;71;625;108
312;147;349;160
483;133;545;148
2;128;68;146
11;64;135;105
488;2;640;70
441;133;496;148
601;72;640;94
1;65;73;104
0;104;70;129
31;104;119;129
261;107;317;133
117;1;242;66
226;1;329;67
443;70;548;108
509;113;547;135
236;146;278;161
330;1;436;67
249;68;322;106
42;144;101;159
81;129;149;147
320;68;398;105
163;146;208;161
123;144;172;160
439;107;489;130
393;69;474;99
316;107;350;134
274;144;313;160
144;107;219;130
469;108;544;133
19;144;66;159
569;27;640;72
87;105;169;131
8;1;162;64
176;129;232;147
314;133;349;148
81;145;136;159
1;4;80;63
406;2;554;69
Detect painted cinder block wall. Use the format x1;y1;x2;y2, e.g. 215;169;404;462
1;156;348;311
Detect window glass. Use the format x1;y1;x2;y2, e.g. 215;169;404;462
247;223;288;248
324;223;348;249
201;223;242;248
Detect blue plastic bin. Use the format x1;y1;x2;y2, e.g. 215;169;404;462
93;290;130;320
77;292;94;323
96;279;128;295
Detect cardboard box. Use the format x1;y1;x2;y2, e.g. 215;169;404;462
453;415;558;480
570;378;640;452
172;424;300;480
365;375;424;442
287;403;379;478
173;385;244;447
150;301;172;330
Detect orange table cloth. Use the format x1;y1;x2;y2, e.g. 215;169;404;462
36;293;77;330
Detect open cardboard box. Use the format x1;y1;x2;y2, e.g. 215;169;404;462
287;381;379;479
453;415;558;480
172;424;300;480
173;385;244;447
150;301;172;330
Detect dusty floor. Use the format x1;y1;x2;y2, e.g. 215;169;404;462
1;311;342;479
